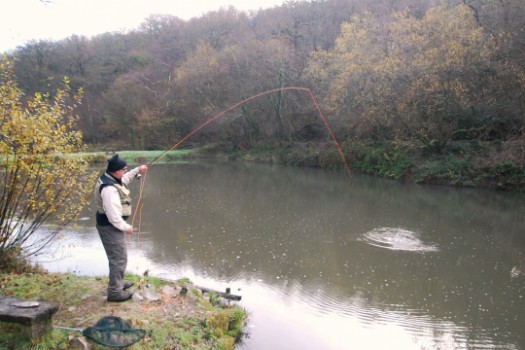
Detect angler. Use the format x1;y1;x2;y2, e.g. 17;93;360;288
93;154;148;302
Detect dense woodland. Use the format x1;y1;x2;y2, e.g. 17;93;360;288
4;0;525;187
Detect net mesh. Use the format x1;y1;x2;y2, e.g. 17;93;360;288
82;316;146;348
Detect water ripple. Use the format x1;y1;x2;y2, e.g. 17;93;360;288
361;227;438;252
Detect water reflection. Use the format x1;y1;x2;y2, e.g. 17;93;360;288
33;160;525;349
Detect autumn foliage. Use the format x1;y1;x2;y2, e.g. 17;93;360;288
2;0;524;187
5;0;524;151
0;59;95;270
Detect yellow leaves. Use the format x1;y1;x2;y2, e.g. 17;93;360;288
405;3;488;74
304;1;497;140
175;42;221;82
1;56;94;248
0;57;13;75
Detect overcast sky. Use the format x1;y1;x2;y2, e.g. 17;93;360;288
1;0;287;52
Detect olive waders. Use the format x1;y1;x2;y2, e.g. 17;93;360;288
96;224;131;300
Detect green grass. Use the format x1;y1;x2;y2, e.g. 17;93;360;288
0;272;247;350
77;149;200;165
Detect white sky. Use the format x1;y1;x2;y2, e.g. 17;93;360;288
1;0;287;52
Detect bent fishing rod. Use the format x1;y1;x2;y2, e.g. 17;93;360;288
145;87;351;174
131;86;351;227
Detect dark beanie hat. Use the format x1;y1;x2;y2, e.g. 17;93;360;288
107;154;127;172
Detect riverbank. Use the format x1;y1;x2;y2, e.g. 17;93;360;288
0;271;246;349
84;139;525;192
226;140;525;192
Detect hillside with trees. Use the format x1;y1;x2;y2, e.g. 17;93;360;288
4;0;525;190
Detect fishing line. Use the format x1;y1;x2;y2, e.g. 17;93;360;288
145;87;351;172
130;87;351;238
131;170;148;226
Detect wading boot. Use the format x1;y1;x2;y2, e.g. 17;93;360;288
107;290;133;302
123;281;134;290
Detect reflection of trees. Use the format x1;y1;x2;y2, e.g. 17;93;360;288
131;162;525;346
65;161;525;347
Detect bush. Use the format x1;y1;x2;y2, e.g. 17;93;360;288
0;58;96;269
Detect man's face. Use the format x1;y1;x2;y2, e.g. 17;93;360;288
111;167;127;179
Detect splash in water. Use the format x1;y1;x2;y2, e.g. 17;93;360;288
361;227;438;252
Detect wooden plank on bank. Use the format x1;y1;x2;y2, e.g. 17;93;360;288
197;286;242;301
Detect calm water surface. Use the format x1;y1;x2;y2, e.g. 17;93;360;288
35;161;525;349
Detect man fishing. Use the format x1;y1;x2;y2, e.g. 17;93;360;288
94;154;148;302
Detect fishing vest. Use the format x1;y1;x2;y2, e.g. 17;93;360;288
94;172;132;226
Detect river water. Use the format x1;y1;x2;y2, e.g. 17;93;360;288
34;161;525;349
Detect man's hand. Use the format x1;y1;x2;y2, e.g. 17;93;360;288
138;165;148;174
125;226;133;235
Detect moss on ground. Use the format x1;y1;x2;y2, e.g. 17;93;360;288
0;272;247;350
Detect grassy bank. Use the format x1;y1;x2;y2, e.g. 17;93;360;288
0;272;246;350
79;148;203;166
228;140;525;192
82;139;525;191
343;140;525;191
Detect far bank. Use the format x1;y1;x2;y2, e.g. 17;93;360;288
86;139;525;192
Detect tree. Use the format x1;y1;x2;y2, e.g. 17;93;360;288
393;3;499;147
306;3;499;146
0;58;95;270
103;73;158;148
11;40;58;97
463;0;525;139
306;10;406;140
